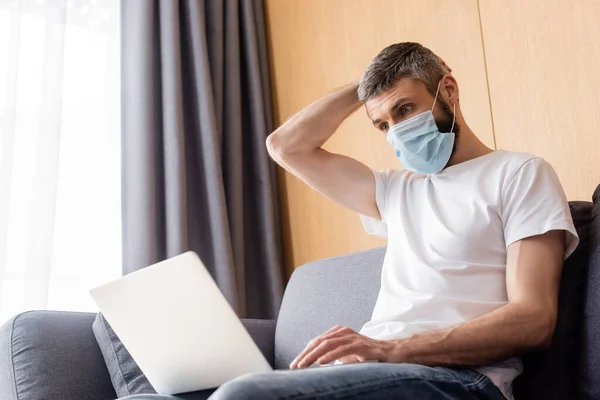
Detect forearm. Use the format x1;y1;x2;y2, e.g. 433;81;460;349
389;302;554;366
267;83;361;157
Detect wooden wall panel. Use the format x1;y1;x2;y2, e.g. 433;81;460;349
479;0;600;201
265;0;495;277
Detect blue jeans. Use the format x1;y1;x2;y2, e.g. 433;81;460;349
122;363;506;400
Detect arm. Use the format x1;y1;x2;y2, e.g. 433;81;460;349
389;230;564;366
290;230;564;368
266;83;380;219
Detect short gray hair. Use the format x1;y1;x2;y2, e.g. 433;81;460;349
358;42;450;102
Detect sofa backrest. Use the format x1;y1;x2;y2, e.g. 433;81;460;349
274;247;385;369
581;187;600;399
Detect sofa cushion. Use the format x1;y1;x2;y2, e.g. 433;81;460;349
513;201;592;399
92;313;155;397
92;313;276;397
580;185;600;399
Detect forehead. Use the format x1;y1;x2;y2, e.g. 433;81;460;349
365;77;430;118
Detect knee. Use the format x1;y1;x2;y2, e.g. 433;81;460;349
209;372;273;400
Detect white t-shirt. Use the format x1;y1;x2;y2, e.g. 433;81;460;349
358;150;579;400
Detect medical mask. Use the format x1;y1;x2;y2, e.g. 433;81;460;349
386;81;456;174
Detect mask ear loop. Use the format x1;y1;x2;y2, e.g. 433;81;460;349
433;79;457;134
450;102;456;134
431;81;442;113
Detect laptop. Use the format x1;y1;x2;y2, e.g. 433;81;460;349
89;251;273;395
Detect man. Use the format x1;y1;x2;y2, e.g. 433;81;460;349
207;42;578;399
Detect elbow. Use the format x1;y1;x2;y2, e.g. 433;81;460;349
266;131;298;162
529;312;557;350
537;322;556;350
266;133;284;162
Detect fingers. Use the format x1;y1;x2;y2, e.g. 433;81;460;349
289;325;350;369
290;325;347;369
338;354;361;364
309;336;386;367
315;343;363;366
296;336;354;368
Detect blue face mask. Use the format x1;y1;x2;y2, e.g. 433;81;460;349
386;81;456;174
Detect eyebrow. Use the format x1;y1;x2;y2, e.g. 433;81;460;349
371;97;411;126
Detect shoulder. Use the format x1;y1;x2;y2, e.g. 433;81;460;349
495;150;539;168
493;150;553;180
374;168;408;183
496;151;565;202
371;168;410;197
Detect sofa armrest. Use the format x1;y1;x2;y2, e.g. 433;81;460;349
0;310;116;400
242;318;276;368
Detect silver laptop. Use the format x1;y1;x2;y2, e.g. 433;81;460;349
89;251;272;395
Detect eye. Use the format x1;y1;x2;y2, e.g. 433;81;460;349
400;105;412;115
379;122;389;132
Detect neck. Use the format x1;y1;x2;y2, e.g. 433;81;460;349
446;123;495;168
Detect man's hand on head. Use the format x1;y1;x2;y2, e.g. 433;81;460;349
289;325;400;369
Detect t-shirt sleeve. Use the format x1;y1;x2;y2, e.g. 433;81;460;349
359;169;391;239
501;157;579;259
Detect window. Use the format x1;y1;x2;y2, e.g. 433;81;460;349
0;0;121;324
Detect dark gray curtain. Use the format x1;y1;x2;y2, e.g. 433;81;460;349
121;0;283;319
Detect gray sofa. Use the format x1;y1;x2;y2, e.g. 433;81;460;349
1;196;598;400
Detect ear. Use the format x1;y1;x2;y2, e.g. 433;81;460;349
441;74;459;106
